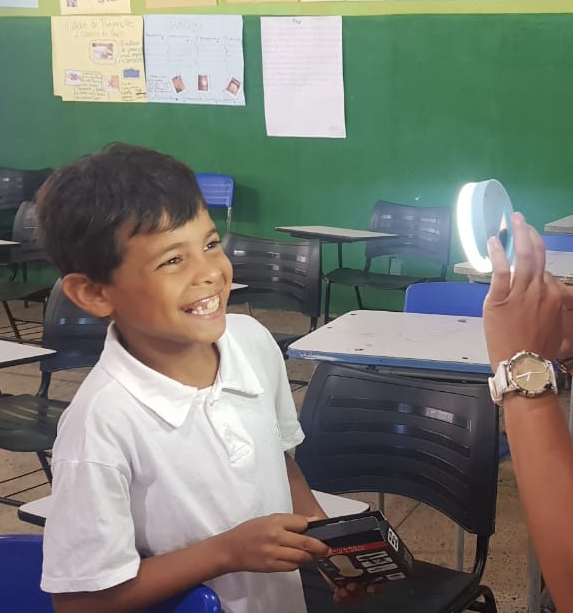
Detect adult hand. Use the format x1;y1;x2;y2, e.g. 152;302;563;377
221;513;329;573
483;212;565;370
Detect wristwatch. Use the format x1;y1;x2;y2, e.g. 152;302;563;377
488;350;557;405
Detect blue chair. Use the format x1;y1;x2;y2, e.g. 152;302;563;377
404;281;489;317
0;534;222;613
196;173;234;233
542;233;573;252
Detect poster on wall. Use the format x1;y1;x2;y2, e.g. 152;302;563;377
0;0;38;6
261;16;346;138
51;16;147;102
144;15;245;106
59;0;131;14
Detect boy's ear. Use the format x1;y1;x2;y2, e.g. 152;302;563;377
61;273;114;319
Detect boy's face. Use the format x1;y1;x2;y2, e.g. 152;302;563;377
100;207;232;363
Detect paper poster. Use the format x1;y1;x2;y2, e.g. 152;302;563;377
51;16;147;103
144;15;245;106
0;0;38;6
146;0;215;8
59;0;131;14
261;16;346;138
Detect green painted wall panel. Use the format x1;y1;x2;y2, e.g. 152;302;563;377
2;14;573;312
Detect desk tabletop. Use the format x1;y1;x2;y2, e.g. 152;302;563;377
544;215;573;234
288;310;490;375
0;239;19;247
275;225;394;241
454;250;573;284
0;340;54;368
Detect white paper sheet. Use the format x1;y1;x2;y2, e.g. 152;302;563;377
261;16;346;138
144;15;245;106
0;0;38;6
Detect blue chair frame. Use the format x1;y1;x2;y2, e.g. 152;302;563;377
542;233;573;252
196;173;234;233
0;534;222;613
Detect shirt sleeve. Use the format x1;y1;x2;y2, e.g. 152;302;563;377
262;324;305;452
41;459;141;593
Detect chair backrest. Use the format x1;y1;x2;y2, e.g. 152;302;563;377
296;362;499;539
10;200;46;264
404;281;489;317
365;201;452;273
223;233;322;322
0;534;222;613
40;278;109;375
0;167;53;211
196;173;234;211
0;534;54;612
542;233;573;252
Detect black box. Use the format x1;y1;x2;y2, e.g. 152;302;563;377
304;510;414;588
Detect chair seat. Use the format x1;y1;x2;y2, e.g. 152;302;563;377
326;268;440;291
302;560;486;613
0;279;51;302
0;394;67;451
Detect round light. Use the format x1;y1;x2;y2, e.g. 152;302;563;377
456;179;514;273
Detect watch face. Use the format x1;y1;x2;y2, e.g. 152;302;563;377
509;353;552;395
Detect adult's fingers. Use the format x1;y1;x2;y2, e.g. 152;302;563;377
487;236;510;303
529;224;547;284
511;212;538;293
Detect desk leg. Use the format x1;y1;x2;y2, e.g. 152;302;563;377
527;541;542;613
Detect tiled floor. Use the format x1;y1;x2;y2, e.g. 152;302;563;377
0;302;561;612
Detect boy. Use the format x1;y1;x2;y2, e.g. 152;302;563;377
37;142;331;613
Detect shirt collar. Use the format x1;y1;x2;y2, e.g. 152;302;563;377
99;321;264;428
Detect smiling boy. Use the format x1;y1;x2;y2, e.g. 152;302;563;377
37;143;330;613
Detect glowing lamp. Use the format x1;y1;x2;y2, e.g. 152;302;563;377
456;179;514;273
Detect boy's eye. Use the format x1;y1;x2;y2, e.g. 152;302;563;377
160;256;182;267
206;239;222;251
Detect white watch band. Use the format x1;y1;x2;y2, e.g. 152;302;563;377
488;362;512;404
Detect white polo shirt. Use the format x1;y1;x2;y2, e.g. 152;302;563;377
41;314;307;613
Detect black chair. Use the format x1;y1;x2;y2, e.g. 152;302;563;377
323;201;452;322
223;233;321;357
0;278;108;506
0;167;53;241
0;200;55;343
296;362;498;613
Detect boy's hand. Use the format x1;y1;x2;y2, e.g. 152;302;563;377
223;513;329;573
333;581;382;607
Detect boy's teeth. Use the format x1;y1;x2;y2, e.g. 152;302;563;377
189;295;220;315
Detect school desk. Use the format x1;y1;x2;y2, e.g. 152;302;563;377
544;215;573;234
454;250;573;285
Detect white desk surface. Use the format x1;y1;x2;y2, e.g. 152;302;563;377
275;225;394;241
288;310;490;375
544;215;573;234
0;239;19;247
0;340;54;367
454;250;573;284
231;283;247;291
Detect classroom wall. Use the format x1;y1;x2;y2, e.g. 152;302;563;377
1;13;573;312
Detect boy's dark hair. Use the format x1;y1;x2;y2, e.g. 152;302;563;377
36;142;206;284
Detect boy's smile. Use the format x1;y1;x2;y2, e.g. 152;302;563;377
97;207;233;383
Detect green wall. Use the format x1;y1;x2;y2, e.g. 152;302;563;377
1;14;573;312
